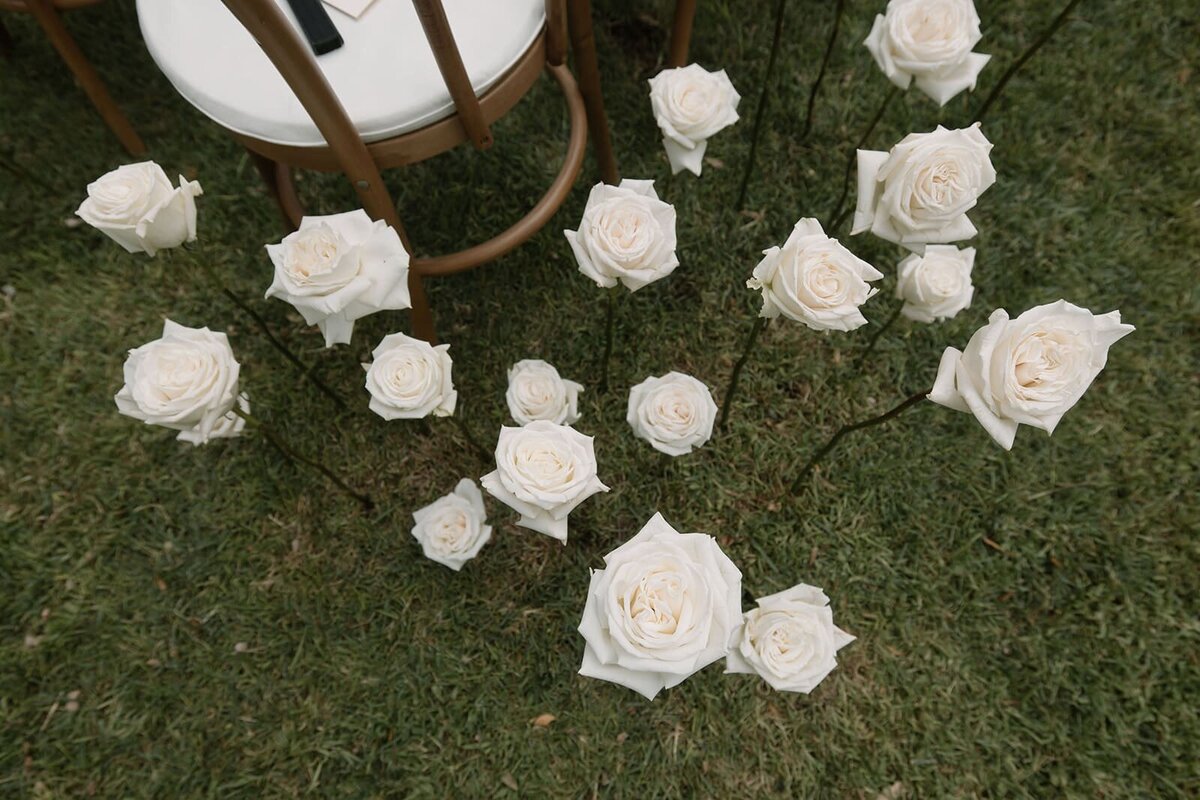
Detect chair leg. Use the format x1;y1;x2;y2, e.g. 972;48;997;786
667;0;696;68
246;148;303;232
0;17;14;60
25;0;145;155
406;272;436;344
566;0;619;185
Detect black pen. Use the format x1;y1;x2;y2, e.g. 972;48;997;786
284;0;344;56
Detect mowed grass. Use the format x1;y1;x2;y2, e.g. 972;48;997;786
1;0;1197;796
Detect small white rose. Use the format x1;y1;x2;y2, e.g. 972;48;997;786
726;583;855;694
928;300;1134;449
480;421;608;543
564;179;679;292
266;210;411;347
747;218;883;331
505;359;583;426
578;512;742;700
853;124;996;252
627;372;717;456
895;245;975;322
864;0;991;105
77;162;202;256
114;319;241;444
648;64;741;175
411;478;492;571
363;332;456;420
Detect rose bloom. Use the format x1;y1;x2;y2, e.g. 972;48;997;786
726;583;855;694
506;359;583;426
627;372;717;456
578;512;742;700
363;332;456;420
928;300;1134;449
648;64;740;175
747;218;883;331
864;0;990;105
564;179;679;292
266;209;411;347
77;161;202;256
114;319;243;445
895;245;975;323
411;479;492;571
853;124;995;252
480;421;608;543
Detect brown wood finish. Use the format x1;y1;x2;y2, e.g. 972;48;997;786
566;0;619;185
668;0;697;68
5;0;144;154
412;0;492;150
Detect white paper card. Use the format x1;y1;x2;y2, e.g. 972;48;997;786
323;0;377;19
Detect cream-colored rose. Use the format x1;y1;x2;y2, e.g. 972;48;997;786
176;392;248;446
411;478;492;571
726;583;855;694
114;319;241;444
627;372;717;456
266;210;411;347
864;0;990;105
747;218;883;331
648;64;740;175
853;124;995;252
564;179;679;292
77;162;202;256
506;359;583;426
363;332;456;420
578;512;742;700
480;421;608;543
928;300;1134;449
895;245;975;322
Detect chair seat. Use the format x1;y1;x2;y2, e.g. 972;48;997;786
136;0;545;148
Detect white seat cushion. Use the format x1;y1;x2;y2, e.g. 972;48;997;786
137;0;545;147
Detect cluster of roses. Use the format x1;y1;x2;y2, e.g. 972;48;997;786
79;0;1132;701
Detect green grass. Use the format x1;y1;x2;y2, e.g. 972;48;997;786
2;0;1197;796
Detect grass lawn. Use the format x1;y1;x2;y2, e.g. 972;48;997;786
1;0;1197;796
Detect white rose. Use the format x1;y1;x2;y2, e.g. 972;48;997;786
928;300;1134;449
747;218;883;331
506;359;583;426
411;478;492;571
647;64;740;175
564;179;679;292
853;124;996;252
177;392;249;446
895;245;975;322
76;162;202;256
864;0;990;105
363;332;456;420
114;319;241;444
726;583;855;694
480;420;608;543
578;512;742;700
627;372;717;456
266;209;411;347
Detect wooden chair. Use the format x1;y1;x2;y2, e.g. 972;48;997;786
137;0;620;343
1;0;145;154
668;0;696;68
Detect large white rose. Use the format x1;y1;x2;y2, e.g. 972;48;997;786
506;359;583;426
77;162;202;256
726;583;855;694
114;319;242;444
363;332;456;420
265;210;411;347
480;421;608;543
564;179;679;292
928;300;1134;449
747;218;883;331
648;64;740;175
864;0;990;105
578;512;742;700
411;478;492;571
895;245;975;322
853;124;995;252
627;372;717;456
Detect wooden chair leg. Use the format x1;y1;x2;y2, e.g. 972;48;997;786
25;0;145;155
668;0;696;68
247;148;301;231
0;17;14;60
566;0;619;185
